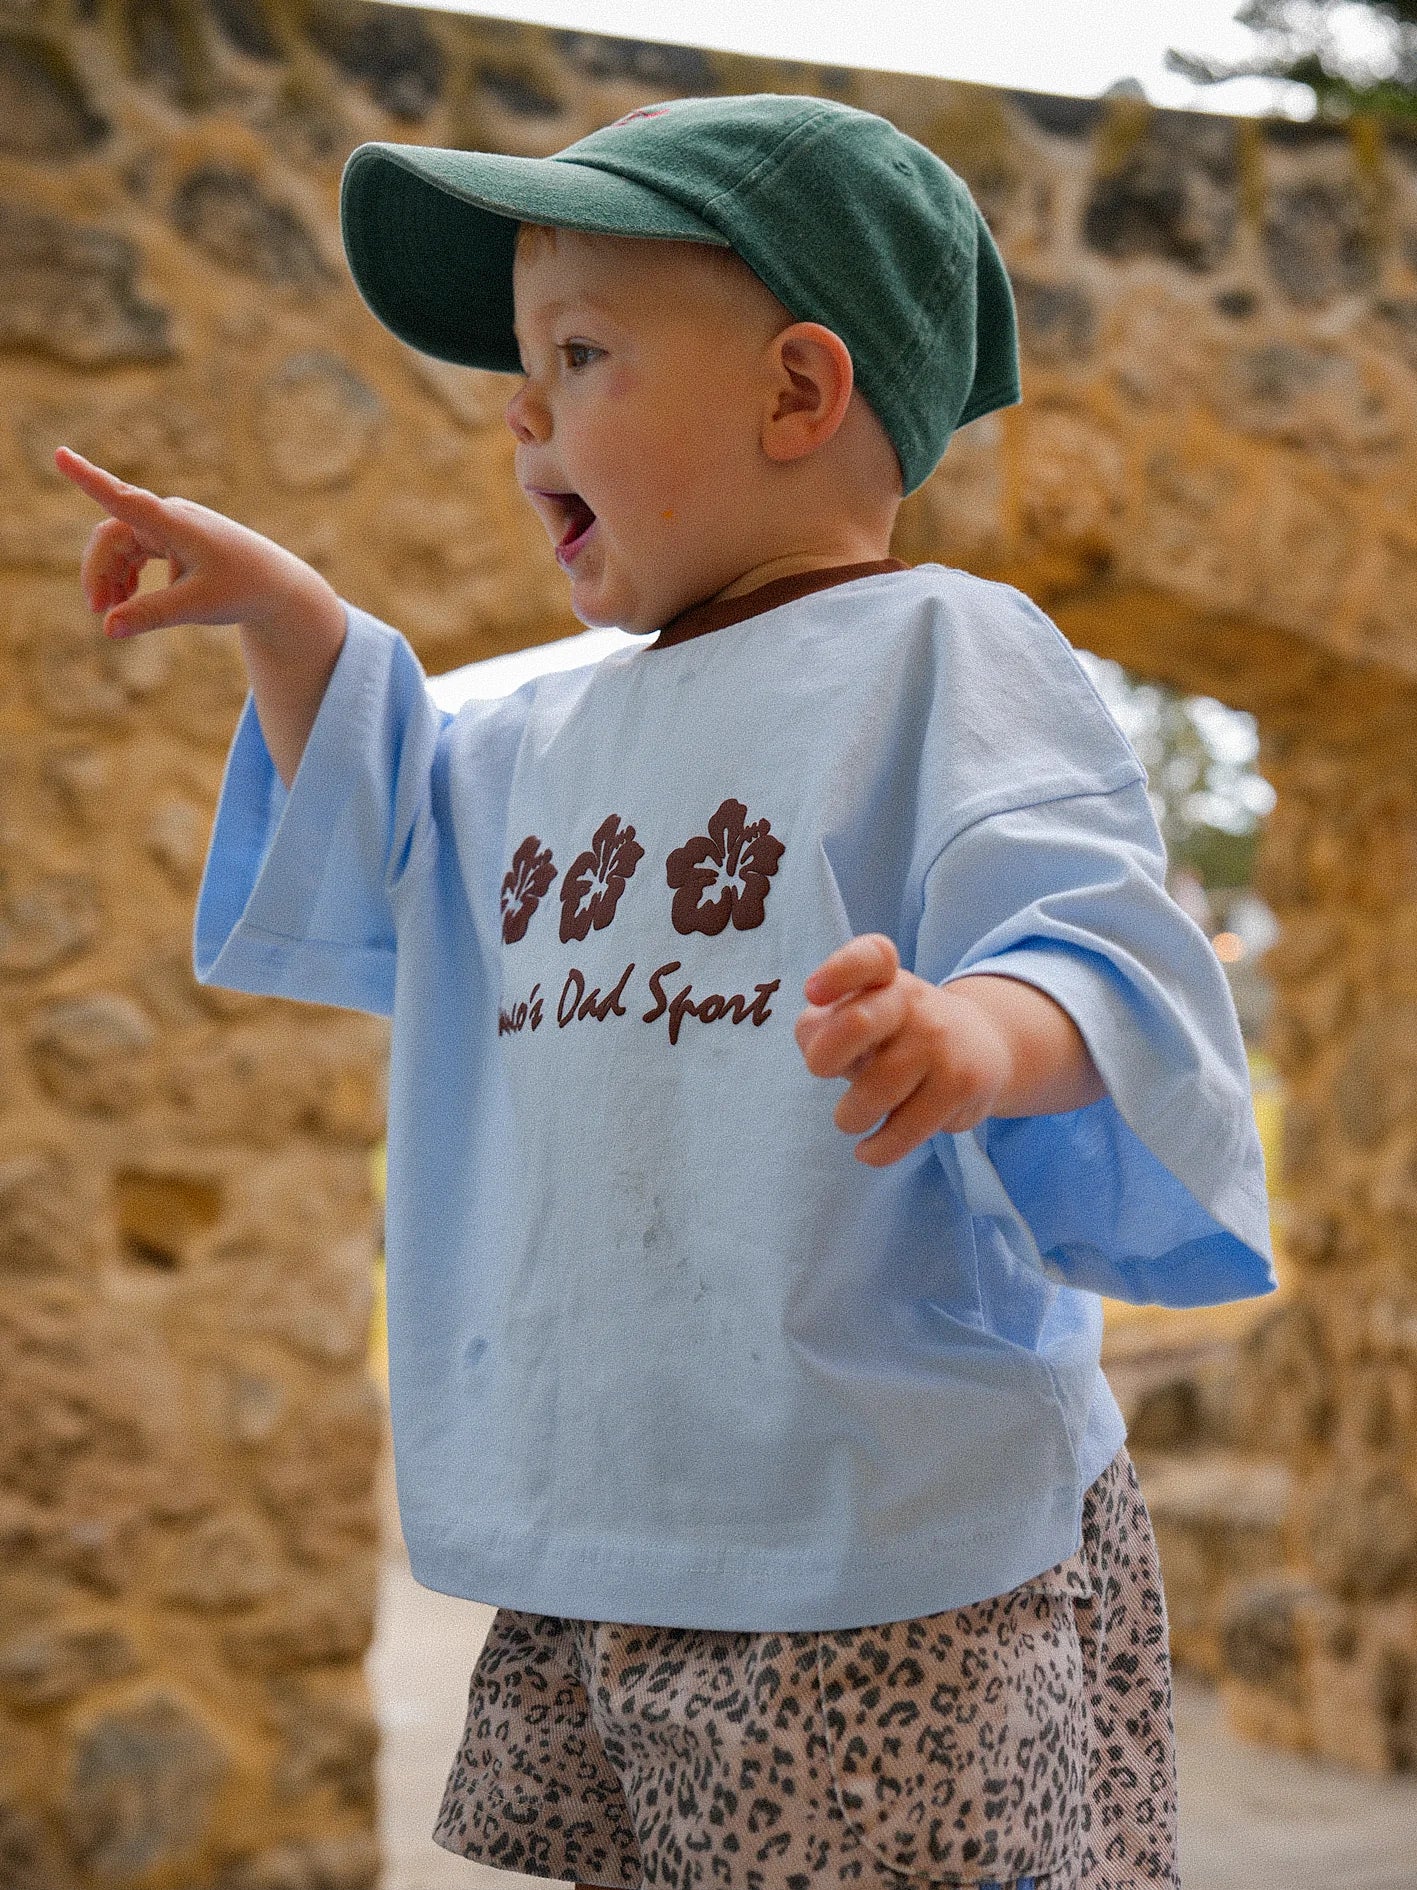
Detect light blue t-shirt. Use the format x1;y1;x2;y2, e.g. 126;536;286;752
194;563;1275;1630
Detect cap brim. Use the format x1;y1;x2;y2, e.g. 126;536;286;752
340;143;729;371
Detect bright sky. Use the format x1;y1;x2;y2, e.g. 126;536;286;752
383;0;1320;117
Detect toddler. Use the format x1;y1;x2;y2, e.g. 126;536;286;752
61;93;1274;1890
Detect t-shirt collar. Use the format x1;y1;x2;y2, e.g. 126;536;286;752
649;559;909;652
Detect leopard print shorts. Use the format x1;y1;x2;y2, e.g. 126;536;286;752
434;1446;1177;1889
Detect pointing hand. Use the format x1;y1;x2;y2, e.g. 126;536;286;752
56;446;332;641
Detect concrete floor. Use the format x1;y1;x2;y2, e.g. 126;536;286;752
369;1486;1417;1890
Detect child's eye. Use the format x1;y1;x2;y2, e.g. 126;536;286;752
560;341;602;371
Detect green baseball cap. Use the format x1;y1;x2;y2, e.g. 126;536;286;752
340;92;1020;494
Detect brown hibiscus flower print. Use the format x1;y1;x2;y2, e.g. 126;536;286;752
559;813;645;944
501;836;557;944
666;797;786;937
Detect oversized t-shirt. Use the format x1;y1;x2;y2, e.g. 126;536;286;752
194;561;1275;1630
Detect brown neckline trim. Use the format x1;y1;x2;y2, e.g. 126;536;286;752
650;559;910;651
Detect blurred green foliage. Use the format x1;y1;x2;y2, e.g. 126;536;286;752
1079;661;1274;895
1169;1;1417;122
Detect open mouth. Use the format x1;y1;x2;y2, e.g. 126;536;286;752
536;490;597;565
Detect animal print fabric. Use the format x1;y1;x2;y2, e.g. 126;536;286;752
433;1446;1178;1888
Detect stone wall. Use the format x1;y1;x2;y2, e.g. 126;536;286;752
3;2;1416;1879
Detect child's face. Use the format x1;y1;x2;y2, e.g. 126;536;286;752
507;228;789;633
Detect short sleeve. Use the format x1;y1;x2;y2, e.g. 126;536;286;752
914;781;1276;1308
193;604;449;1016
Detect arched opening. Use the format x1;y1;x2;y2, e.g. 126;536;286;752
1071;649;1292;1696
1049;590;1417;1772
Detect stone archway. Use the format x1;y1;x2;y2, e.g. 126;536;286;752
3;4;1415;1879
1019;590;1415;1772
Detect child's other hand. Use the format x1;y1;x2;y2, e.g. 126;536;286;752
56;446;330;641
794;935;1010;1166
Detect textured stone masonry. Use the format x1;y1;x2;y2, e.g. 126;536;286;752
3;1;1417;1881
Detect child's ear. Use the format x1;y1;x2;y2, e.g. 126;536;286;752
761;323;855;465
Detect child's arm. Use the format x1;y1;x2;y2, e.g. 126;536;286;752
794;933;1105;1168
56;448;346;792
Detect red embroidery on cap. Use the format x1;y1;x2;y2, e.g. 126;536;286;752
611;106;671;126
559;813;645;944
501;836;557;944
666;798;785;937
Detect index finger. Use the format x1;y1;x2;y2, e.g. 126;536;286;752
54;448;172;538
803;933;899;1008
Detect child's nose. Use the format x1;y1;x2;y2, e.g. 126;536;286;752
504;379;549;444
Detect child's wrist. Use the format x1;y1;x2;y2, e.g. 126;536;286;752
241;562;345;655
939;973;1101;1119
929;981;1014;1125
